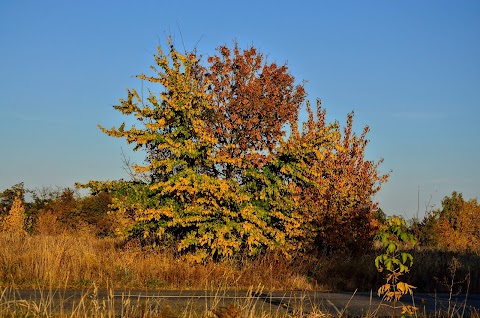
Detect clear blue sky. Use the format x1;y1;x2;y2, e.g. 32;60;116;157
1;1;479;218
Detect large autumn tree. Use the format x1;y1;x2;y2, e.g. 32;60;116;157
81;39;388;260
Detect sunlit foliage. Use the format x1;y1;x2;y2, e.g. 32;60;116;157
0;194;26;235
419;192;480;254
280;101;388;253
80;39;388;261
375;216;418;316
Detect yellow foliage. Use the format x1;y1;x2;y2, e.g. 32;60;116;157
79;39;388;261
433;196;480;254
1;194;26;235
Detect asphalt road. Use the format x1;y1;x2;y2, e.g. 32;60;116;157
5;289;480;316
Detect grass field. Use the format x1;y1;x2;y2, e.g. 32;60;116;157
1;230;479;292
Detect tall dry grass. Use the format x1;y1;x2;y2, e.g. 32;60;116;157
0;195;313;290
0;285;336;318
1;196;480;294
2;229;480;292
0;229;318;290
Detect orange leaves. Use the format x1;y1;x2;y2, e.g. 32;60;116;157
85;38;388;261
204;42;305;175
427;193;480;254
277;99;389;253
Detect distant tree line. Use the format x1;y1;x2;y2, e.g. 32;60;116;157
0;182;113;237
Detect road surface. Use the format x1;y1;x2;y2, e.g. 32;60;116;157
4;289;480;316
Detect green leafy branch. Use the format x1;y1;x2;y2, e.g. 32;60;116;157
374;216;418;316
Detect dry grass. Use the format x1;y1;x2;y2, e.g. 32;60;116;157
1;285;479;318
0;195;317;291
0;230;317;291
0;285;332;318
409;250;480;293
2;228;480;293
0;196;334;291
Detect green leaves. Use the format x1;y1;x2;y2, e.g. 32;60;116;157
83;40;309;262
82;38;388;261
401;252;413;267
387;242;397;253
375;216;417;315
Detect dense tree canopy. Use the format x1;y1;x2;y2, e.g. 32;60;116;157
81;39;389;261
418;192;480;254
